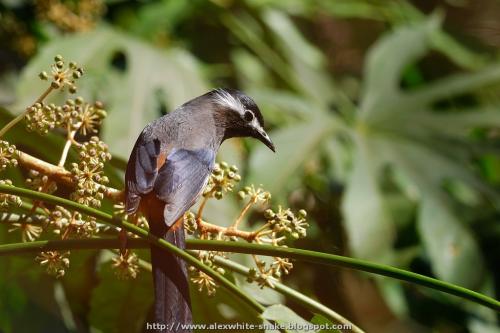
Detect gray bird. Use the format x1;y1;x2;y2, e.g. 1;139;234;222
124;88;274;332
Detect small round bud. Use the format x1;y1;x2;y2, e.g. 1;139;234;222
230;165;238;172
213;165;222;175
51;81;61;89
56;61;64;69
234;174;241;182
214;191;223;200
69;85;77;94
39;71;48;80
237;191;246;200
54;55;63;62
75;96;84;105
298;209;307;218
264;209;275;219
220;161;228;169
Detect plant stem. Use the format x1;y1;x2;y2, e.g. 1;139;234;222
231;198;254;230
0;238;362;332
0;184;265;315
0;86;54;138
0;238;146;255
1;185;499;312
187;240;500;312
16;150;123;201
58;130;76;167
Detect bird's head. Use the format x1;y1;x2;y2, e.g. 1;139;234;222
209;88;275;152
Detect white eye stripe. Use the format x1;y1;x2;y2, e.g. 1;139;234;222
214;89;245;115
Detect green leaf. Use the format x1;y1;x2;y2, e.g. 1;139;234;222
418;196;485;288
310;314;341;333
247;116;335;195
341;134;395;261
261;304;311;333
359;16;439;121
15;25;208;159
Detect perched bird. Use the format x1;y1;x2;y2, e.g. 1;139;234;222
124;88;274;332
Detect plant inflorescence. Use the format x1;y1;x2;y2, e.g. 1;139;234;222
0;55;309;289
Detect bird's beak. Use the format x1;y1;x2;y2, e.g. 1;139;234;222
256;128;275;152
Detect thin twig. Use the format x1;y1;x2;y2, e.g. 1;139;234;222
17;150;123;201
230;197;255;230
58;129;77;167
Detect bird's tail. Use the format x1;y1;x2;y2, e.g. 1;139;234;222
150;222;192;333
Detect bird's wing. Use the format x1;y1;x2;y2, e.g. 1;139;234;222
125;138;162;214
153;148;215;226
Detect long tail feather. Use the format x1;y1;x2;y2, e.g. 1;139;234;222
150;224;192;332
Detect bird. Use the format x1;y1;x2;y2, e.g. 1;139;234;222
124;88;275;332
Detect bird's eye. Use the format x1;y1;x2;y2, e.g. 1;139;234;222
244;110;254;122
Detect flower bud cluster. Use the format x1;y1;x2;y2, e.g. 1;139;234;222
190;270;217;296
246;257;294;289
59;97;107;135
26;97;106;136
112;252;140;280
8;220;43;243
38;55;83;93
36;250;70;278
264;207;308;241
0;141;18;171
237;184;271;203
25;103;58;134
26;169;57;194
0;179;22;210
183;211;197;234
203;162;241;200
70;137;111;207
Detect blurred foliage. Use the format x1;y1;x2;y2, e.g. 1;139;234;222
1;0;500;332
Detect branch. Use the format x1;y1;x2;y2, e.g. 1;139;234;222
17;150;123;201
16;150;245;235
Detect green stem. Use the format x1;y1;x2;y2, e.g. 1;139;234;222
0;238;362;332
1;185;499;312
0;238;145;255
0;110;30;138
0;184;264;315
187;240;500;312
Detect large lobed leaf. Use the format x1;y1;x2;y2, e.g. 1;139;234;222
14;25;208;159
345;16;500;289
